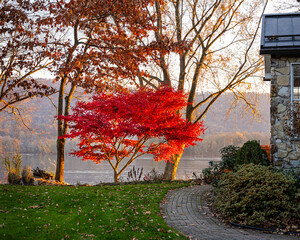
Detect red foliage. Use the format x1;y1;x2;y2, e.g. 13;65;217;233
261;145;271;163
59;88;205;165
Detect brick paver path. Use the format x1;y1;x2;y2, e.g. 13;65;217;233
161;185;299;240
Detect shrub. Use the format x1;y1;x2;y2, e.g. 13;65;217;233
219;145;239;170
192;172;203;185
127;166;143;182
202;146;239;185
286;170;300;189
260;145;271;163
21;166;34;185
202;161;222;185
202;141;268;185
7;172;21;185
236;140;269;167
3;155;22;184
143;168;164;182
213;164;299;228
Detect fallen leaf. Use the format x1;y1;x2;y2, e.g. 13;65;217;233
28;205;42;209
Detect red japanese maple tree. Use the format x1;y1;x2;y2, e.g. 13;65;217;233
59;87;205;182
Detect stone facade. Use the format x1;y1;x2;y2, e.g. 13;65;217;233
270;56;300;171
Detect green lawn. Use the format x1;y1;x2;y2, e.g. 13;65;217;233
0;182;190;239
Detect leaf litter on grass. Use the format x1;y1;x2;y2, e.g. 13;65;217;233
0;182;191;239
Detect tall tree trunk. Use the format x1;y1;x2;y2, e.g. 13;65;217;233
55;78;76;182
54;21;80;182
55;78;66;182
163;145;184;181
55;138;65;182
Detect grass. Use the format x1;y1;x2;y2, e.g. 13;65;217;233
0;182;191;239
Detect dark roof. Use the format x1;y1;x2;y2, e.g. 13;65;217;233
260;13;300;55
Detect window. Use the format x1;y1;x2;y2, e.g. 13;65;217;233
292;64;300;100
291;63;300;136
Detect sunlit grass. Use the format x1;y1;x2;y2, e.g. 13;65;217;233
0;182;190;239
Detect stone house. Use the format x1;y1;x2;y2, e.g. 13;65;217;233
260;13;300;171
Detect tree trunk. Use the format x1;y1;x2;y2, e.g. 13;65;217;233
54;21;84;182
55;138;65;182
55;78;66;182
55;79;76;182
112;162;120;183
114;172;119;182
163;148;184;181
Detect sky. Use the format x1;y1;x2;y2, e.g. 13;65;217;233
265;0;299;14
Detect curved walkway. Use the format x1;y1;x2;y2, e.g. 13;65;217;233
161;185;299;240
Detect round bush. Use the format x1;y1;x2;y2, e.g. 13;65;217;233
213;164;299;228
236;140;269;166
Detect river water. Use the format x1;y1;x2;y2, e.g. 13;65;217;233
0;154;220;185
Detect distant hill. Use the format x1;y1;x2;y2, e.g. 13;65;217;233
184;92;270;157
196;92;270;134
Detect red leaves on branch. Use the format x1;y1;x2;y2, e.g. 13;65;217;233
59;87;205;164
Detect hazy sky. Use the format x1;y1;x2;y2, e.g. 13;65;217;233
265;0;299;14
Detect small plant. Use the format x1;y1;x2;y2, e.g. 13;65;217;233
213;164;299;228
192;172;203;184
21;166;34;185
202;161;223;185
236;140;269;167
127;166;144;182
143;168;164;182
4;155;22;174
7;172;21;185
3;155;22;185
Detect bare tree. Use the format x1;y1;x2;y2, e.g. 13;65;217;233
138;0;268;180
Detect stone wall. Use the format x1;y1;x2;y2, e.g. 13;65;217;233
270;56;300;171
